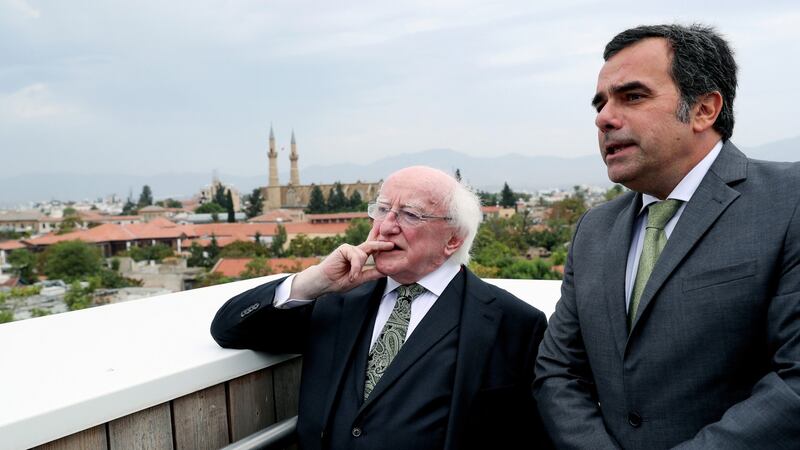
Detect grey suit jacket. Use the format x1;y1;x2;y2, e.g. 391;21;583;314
534;141;800;449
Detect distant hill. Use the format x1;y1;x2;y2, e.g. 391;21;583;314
745;135;800;162
2;136;797;206
297;149;611;193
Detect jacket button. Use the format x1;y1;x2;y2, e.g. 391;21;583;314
352;427;362;437
628;411;642;428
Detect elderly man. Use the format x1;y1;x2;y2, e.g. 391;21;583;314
212;166;550;450
534;24;800;449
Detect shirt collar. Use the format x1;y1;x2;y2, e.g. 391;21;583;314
384;259;462;297
640;139;723;213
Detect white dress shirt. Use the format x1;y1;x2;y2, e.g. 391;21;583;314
624;140;723;310
272;260;462;349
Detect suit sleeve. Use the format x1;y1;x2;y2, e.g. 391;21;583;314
210;276;315;355
672;197;800;449
533;214;622;450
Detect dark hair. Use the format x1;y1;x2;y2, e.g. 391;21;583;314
604;24;737;141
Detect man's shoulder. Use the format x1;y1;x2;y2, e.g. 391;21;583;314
573;190;636;233
463;269;547;322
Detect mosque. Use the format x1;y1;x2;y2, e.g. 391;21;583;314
261;126;382;212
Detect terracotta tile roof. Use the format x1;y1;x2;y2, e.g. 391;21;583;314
78;211;105;221
147;217;179;228
182;236;240;248
139;205;167;212
249;209;297;223
306;212;369;220
193;223;278;238
0;240;27;250
0;276;19;287
481;206;501;213
212;257;320;278
284;222;350;235
21;220;349;249
0;211;44;222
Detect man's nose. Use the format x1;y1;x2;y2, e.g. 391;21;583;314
595;101;622;132
379;210;401;235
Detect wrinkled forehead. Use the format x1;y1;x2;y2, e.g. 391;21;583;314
378;173;447;211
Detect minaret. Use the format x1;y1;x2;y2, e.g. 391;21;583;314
289;129;300;186
268;125;279;187
266;125;282;210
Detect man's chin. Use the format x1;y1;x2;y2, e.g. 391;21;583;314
374;254;403;276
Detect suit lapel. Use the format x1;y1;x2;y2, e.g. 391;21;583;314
319;279;385;432
629;142;747;334
444;269;501;450
358;270;465;415
604;193;640;357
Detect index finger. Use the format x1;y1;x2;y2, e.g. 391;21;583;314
358;240;394;255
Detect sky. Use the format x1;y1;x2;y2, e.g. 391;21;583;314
2;0;799;177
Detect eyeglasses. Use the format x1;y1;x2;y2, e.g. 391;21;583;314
367;202;451;227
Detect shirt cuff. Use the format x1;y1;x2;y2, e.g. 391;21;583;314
272;274;315;309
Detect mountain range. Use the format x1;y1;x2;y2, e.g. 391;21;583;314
2;136;798;206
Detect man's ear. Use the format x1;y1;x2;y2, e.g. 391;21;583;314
443;234;464;257
692;91;723;133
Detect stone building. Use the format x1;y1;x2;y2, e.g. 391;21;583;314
261;126;382;211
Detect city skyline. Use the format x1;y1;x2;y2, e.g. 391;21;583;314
2;1;800;178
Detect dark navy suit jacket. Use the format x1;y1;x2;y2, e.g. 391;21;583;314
212;267;551;450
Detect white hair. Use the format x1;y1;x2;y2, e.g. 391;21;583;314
445;179;482;265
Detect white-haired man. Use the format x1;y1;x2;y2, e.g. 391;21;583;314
212;166;551;450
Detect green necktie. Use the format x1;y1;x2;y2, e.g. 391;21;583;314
364;283;426;400
628;199;683;330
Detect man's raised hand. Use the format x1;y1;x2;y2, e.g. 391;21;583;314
289;240;394;299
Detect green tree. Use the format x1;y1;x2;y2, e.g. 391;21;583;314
245;188;264;219
187;242;208;267
138;185;154;208
312;236;342;255
214;184;229;208
478;190;498;206
122;197;137;215
198;272;233;287
156;198;183;208
604;184;625;202
498;259;561;280
126;243;174;262
7;249;36;284
30;308;51;317
208;234;221;264
0;310;13;323
195;202;225;214
57;215;83;235
348;190;364;210
343;218;371;245
549;195;587;225
219;240;269;258
271;224;287;257
307;185;326;213
327;183;347;212
43;241;103;281
288;234;314;257
64;281;95;310
226;190;236;223
239;258;274;279
63;206;77;216
500;182;516;208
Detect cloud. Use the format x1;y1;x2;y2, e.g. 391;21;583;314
0;84;74;119
6;0;40;18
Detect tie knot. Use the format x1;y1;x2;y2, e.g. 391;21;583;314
396;283;425;302
646;199;683;230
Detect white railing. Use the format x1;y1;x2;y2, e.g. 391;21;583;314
0;275;561;450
